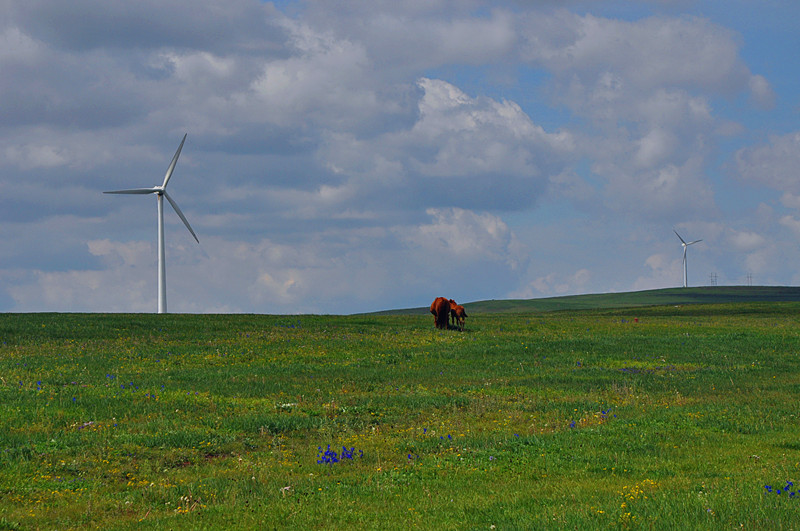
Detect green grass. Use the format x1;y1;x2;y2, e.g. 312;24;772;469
2;304;800;528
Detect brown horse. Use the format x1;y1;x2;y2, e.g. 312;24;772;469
448;299;458;327
450;303;468;331
430;297;451;330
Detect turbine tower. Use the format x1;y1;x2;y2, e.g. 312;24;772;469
104;134;199;313
674;229;702;288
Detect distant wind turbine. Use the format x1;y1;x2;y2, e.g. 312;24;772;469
674;229;702;288
104;134;199;313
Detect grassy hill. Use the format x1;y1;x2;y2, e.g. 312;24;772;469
375;285;800;315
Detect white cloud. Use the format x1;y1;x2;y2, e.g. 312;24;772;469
248;23;387;131
522;13;750;97
7;0;284;52
516;11;761;223
634;128;678;168
780;192;800;210
8;269;147;312
88;239;154;268
0;26;42;63
633;253;681;291
303;3;516;72
597;156;715;220
743;251;769;277
780;215;800;238
5;143;68;169
6;215;526;313
412;78;573;178
748;74;776;109
0;1;795;313
726;229;766;252
402;207;524;267
309;77;572;216
735;133;800;193
510;268;592;298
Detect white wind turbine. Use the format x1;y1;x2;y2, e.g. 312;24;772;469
674;229;702;288
104;134;199;313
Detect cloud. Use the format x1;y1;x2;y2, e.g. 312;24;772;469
5;143;68;169
246;21;397;133
510;268;591;298
521;13;751;98
0;1;793;313
412;78;573;178
633;253;681;291
780;215;800;238
6;209;527;313
402;207;524;267
0;27;146;129
311;77;573;215
88;239;153;268
597;156;716;221
781;192;800;211
726;229;766;252
7;0;285;52
734;132;800;193
748;74;776;109
516;11;762;222
7;239;154;312
301;3;516;72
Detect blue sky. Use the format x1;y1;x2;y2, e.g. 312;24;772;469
2;0;800;313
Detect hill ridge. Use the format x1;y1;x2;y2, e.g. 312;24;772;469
373;286;800;315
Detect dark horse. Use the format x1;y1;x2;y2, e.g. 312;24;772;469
430;297;451;329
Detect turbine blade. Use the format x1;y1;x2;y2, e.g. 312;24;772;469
687;239;702;245
673;229;686;244
162;133;187;189
104;188;158;194
163;190;199;243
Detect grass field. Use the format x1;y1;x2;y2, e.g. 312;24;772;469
2;303;800;528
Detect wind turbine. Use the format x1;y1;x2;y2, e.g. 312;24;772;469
674;229;702;288
104;134;199;313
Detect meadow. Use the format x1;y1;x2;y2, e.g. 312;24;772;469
1;303;800;529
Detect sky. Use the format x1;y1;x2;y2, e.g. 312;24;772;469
2;0;800;314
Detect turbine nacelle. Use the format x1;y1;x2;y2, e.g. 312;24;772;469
674;229;701;247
